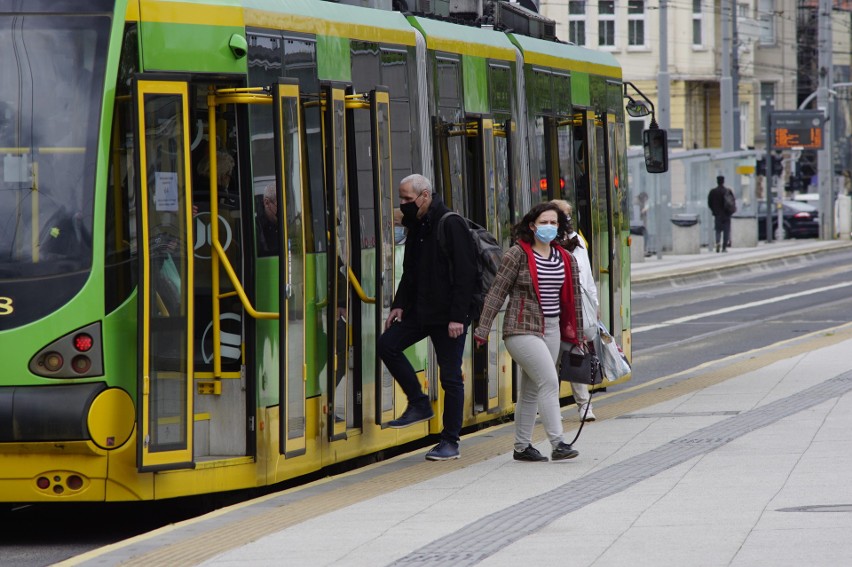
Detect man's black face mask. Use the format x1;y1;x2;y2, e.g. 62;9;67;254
400;200;419;222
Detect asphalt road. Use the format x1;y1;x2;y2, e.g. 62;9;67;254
628;247;852;387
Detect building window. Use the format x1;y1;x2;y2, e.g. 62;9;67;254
758;0;775;45
598;0;615;47
739;101;750;149
568;1;586;46
627;0;645;47
692;0;703;47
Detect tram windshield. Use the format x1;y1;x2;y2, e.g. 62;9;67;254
0;15;109;283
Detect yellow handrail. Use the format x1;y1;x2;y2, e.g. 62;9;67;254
347;267;375;304
212;240;279;320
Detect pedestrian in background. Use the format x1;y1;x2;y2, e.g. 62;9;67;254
551;199;598;422
473;202;583;462
708;175;736;252
377;174;476;461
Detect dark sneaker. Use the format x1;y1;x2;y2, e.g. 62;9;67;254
513;445;548;462
551;442;579;461
425;440;460;461
388;401;434;428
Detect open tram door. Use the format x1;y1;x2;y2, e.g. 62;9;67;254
273;79;308;457
435;115;503;414
469;116;500;414
134;78;195;470
321;83;396;435
573;108;620;336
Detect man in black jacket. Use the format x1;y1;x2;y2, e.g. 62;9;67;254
377;174;477;461
708;175;735;252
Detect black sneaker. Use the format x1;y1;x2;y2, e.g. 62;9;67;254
551;442;579;461
425;440;460;461
513;445;548;462
388;401;434;428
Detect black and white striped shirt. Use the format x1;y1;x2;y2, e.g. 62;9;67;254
533;247;564;317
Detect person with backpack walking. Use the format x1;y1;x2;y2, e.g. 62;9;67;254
473;202;584;463
377;174;477;461
708;175;737;252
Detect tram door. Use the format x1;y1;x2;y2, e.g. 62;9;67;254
603;112;626;340
469;117;499;413
134;78;195;470
572;111;602;305
325;83;397;434
273;80;307;456
574;110;617;333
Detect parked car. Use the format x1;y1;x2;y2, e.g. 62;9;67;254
757;200;819;239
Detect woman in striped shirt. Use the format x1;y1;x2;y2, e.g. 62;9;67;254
474;202;585;462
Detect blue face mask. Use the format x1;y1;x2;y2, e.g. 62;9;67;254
534;224;558;244
394;226;406;244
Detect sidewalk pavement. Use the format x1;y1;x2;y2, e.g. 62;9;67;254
632;238;852;284
70;238;852;567
190;323;852;567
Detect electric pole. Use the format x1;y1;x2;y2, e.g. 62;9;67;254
817;0;834;239
656;0;671;258
720;0;734;151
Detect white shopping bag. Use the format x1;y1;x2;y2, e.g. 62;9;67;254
596;321;631;382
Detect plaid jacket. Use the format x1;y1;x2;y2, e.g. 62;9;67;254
474;241;584;345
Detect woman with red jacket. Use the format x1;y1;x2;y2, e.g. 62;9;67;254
474;202;584;462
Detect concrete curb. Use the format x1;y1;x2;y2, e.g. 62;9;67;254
631;240;852;285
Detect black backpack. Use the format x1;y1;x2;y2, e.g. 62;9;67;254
723;189;737;215
437;212;503;319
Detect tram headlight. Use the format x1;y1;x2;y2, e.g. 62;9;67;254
43;352;64;372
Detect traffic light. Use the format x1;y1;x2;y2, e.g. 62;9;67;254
756;156;782;177
771;155;782;176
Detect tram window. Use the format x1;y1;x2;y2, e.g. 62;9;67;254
489;65;512;114
351;41;380;92
526;68;553;114
436;56;461;108
105;24;139;314
381;48;414;187
282;38;324;253
553;73;570;115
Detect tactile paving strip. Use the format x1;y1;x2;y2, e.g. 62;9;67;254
389;371;852;566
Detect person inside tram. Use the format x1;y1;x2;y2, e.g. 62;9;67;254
255;184;279;256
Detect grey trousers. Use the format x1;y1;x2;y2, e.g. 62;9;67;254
504;321;565;451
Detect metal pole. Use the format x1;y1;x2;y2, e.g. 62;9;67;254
817;0;834;239
656;0;670;259
720;0;734;152
765;113;773;242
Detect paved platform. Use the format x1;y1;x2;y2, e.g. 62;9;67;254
65;239;852;567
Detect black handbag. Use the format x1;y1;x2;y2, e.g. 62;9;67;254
559;346;603;385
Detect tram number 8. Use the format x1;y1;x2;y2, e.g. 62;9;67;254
0;296;13;315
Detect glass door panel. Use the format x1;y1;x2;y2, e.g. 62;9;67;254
274;79;307;456
371;87;396;426
135;79;194;470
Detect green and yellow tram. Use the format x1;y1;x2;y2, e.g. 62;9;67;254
0;0;659;502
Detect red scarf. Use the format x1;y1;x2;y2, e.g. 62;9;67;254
518;240;580;345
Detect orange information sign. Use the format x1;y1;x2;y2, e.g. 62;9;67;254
770;110;825;150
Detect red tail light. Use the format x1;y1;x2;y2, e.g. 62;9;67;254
793;212;811;219
73;333;93;352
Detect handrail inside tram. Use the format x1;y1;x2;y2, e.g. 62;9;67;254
348;267;375;304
